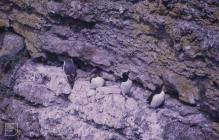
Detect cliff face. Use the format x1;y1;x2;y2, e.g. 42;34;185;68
0;0;219;139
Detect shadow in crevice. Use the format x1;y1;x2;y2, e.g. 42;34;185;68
35;51;97;74
0;27;15;33
126;0;144;4
52;0;63;3
48;14;97;32
192;76;219;122
0;27;30;88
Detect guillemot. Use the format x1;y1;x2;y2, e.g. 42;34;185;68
63;58;77;89
150;90;165;108
120;78;133;95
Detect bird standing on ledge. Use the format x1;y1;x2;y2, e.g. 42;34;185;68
121;78;133;95
150;90;165;108
63;58;77;89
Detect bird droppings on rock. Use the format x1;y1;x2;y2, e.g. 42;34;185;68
90;76;105;89
2;59;219;139
96;85;121;95
13;61;72;105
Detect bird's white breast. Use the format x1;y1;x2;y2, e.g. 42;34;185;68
121;79;133;94
150;91;165;108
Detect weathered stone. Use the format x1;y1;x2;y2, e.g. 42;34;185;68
3;98;42;138
0;19;9;27
68;80;90;105
182;45;202;59
212;122;219;133
96;85;121;95
163;120;218;140
38;106;125;140
12;22;39;56
0;33;24;57
11;0;49;15
163;71;199;104
0;120;3;136
10;9;44;30
100;71;116;81
14;83;57;106
13;61;71;106
202;86;219;119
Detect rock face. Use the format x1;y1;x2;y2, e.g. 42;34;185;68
0;0;219;139
0;31;27;86
0;33;24;57
163;71;199;105
13;61;72;106
2;66;219;139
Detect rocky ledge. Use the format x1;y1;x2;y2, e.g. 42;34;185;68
0;0;219;140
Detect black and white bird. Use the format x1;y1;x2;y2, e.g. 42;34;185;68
63;58;77;89
150;90;165;108
121;78;133;95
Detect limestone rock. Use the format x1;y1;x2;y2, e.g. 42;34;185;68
0;19;9;27
163;71;199;105
0;33;24;57
68;80;90;105
13;61;71;106
96;85;121;95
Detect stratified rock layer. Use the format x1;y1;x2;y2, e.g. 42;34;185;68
1;61;218;139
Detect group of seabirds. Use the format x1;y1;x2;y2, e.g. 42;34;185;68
63;58;165;108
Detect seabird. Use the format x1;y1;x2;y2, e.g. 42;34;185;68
150;90;165;108
120;78;133;95
90;76;104;89
63;58;77;89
